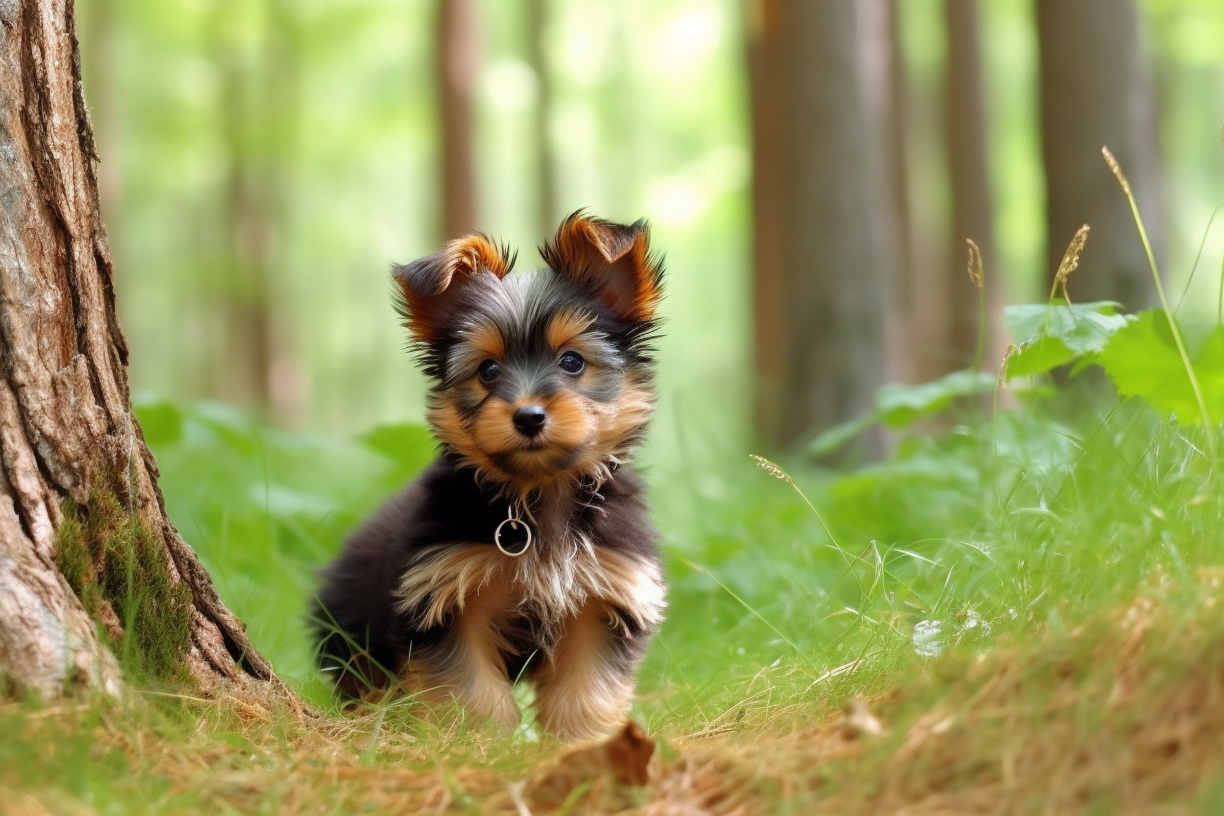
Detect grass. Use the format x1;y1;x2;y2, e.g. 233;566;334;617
5;313;1224;812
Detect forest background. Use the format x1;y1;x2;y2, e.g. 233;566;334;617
10;0;1220;809
71;0;1224;701
79;0;1223;448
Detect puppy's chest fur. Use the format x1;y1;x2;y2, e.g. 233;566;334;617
394;524;665;653
387;456;665;655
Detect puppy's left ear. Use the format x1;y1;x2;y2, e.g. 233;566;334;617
541;212;663;322
392;234;514;343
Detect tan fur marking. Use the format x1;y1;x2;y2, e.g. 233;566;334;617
401;581;521;730
398;234;512;344
395;544;665;648
534;602;636;740
429;395;505;483
470;400;527;457
542;214;663;322
463;321;505;365
457;390;611;493
595;377;654;455
546;308;598;352
556;376;654;482
536;392;596;453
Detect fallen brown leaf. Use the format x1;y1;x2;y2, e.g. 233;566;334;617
513;721;656;812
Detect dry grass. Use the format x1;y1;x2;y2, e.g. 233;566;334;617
5;579;1224;815
655;583;1224;815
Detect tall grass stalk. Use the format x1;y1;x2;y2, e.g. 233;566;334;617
1175;206;1219;315
1102;146;1217;460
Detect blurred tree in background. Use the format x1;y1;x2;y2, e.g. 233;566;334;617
749;0;892;451
75;0;1224;454
437;0;479;239
1037;0;1164;308
944;0;997;368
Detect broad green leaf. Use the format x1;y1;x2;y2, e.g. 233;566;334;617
1003;300;1131;378
876;370;996;428
807;413;877;457
1005;335;1081;378
1098;311;1224;424
808;370;996;455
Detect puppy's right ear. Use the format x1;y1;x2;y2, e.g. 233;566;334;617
392;235;514;343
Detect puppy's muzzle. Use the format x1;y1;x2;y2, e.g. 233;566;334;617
513;405;548;438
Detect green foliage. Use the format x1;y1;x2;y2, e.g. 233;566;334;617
996;297;1223;430
1098;311;1224;424
134;395;439;699
56;485;193;683
808;370;996;456
1002;300;1130;378
13;285;1224;811
874;370;996;425
130;276;1224;722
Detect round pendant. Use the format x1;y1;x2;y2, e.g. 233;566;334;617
494;506;532;556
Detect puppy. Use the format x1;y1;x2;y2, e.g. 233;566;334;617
312;212;666;740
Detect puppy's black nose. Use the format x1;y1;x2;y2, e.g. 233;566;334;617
513;405;548;437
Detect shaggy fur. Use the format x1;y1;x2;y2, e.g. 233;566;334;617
312;212;666;740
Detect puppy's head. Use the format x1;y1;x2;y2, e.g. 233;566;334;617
393;212;663;494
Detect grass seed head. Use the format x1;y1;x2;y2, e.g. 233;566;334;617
1102;146;1132;196
998;343;1018;389
966;239;984;289
1055;224;1091;295
750;454;794;486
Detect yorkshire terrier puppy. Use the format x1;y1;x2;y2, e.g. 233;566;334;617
312;212;666;740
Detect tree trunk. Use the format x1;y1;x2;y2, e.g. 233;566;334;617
527;0;557;241
944;0;995;367
746;0;786;440
0;0;278;699
436;0;479;240
767;0;891;452
858;0;912;385
1036;0;1163;308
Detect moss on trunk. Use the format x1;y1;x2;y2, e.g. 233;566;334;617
56;488;193;684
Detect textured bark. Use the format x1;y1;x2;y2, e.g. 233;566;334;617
944;0;996;367
764;0;890;451
1036;0;1163;308
0;0;278;698
436;0;479;240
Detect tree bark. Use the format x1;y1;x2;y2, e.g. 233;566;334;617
764;0;891;452
1036;0;1163;308
436;0;479;240
0;0;278;698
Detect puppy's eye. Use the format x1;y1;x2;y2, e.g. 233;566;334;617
558;351;585;375
477;360;502;383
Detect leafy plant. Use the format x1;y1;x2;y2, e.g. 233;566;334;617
134;395;439;696
1002;300;1130;378
1098;311;1224;424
